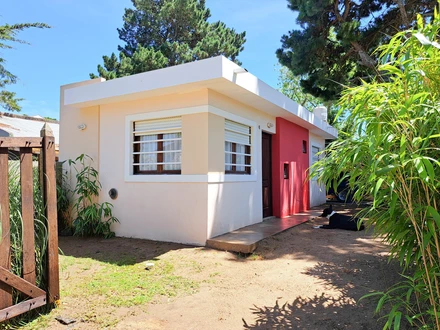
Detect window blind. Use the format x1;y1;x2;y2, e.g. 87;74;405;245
225;119;251;146
134;116;182;136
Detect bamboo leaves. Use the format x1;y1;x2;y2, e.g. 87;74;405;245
309;10;440;330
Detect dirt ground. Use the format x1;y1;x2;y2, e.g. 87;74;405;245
46;203;402;330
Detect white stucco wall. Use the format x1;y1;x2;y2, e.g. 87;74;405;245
206;91;275;238
309;133;327;207
60;86;277;245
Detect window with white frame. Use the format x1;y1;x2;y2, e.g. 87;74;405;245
225;119;251;175
132;117;182;174
311;145;320;181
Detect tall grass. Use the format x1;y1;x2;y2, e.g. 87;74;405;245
7;154;49;303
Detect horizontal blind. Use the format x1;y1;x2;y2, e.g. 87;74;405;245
134;117;181;136
225;119;251;145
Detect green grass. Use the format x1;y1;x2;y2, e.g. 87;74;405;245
61;255;198;307
17;253;199;329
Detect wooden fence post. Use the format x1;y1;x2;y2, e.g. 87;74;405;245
40;124;60;303
0;147;12;309
20;148;36;285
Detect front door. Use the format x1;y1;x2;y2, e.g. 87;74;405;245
262;132;273;218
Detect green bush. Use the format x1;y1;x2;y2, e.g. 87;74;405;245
312;11;440;330
67;154;119;238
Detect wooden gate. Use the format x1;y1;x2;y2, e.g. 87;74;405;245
0;124;59;322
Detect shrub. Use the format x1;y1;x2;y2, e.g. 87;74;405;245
67;154;119;238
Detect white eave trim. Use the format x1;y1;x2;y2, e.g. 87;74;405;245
62;55;337;139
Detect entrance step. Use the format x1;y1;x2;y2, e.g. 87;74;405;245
206;209;323;253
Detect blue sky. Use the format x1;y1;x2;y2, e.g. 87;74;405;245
1;0;299;119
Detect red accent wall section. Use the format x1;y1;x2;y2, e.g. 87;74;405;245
272;117;310;218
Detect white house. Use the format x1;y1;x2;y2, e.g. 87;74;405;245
60;56;337;245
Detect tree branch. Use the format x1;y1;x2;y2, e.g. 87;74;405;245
394;0;410;28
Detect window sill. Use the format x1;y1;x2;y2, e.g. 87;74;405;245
124;173;257;183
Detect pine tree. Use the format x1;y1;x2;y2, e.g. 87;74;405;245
0;23;49;112
277;0;436;101
91;0;246;80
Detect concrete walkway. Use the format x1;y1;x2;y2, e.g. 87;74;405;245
206;208;323;253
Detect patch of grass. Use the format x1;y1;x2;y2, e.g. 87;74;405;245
248;253;263;261
18;252;199;329
63;256;197;308
189;260;204;273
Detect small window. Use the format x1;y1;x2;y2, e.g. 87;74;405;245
312;146;320;163
225;119;251;175
311;146;320;181
132;117;182;174
302;140;307;153
284;163;289;179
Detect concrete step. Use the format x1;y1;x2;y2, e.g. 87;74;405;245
206;209;323;253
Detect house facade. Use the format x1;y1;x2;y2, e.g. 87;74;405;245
60;56;337;245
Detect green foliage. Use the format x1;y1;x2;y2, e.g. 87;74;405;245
0;22;50;112
90;0;246;80
277;65;339;125
312;11;440;329
56;163;72;232
68;155;119;238
6;157;48;302
277;0;437;101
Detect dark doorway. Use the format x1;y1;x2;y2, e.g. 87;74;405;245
262;132;273;218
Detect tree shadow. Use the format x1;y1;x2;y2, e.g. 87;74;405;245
58;236;195;266
242;250;406;329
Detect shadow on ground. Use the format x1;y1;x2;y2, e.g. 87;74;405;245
241;259;404;329
59;236;195;265
241;203;407;330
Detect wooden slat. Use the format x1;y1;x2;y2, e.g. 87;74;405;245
0;267;46;298
0;137;42;148
20;148;36;285
0;295;46;322
0;148;12;309
41;125;60;303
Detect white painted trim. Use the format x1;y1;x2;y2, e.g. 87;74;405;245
125;105;259;183
125;174;208;183
207;173;257;183
123;174;257;183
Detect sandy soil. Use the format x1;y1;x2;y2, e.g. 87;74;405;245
48;204;402;330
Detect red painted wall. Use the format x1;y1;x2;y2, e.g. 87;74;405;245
272;117;310;218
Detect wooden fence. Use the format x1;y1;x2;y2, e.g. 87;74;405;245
0;124;59;322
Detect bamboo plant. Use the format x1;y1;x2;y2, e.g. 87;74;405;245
312;10;440;330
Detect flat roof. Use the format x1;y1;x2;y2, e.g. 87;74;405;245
62;56;337;139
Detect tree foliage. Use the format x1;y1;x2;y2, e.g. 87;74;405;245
312;11;440;329
277;0;436;101
91;0;246;80
277;65;339;125
0;22;49;112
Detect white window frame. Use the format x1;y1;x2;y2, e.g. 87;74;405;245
132;117;182;175
225;119;252;175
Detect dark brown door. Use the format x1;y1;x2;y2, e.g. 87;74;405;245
262;132;273;218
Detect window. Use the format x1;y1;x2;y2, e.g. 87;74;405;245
132;117;182;174
302;140;307;153
311;146;320;181
225;119;251;175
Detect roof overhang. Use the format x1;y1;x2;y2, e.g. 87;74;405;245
62;56;337;139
